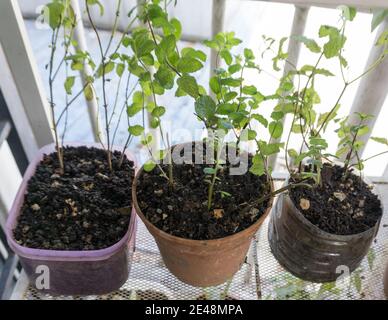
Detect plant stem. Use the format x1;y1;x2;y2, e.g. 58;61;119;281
166;133;174;186
207;135;222;210
240;179;309;214
56;82;89;126
103;0;122;57
361;150;388;163
85;1;112;171
316;83;348;136
343;119;362;172
48;27;64;173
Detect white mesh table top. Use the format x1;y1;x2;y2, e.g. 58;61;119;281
11;184;388;300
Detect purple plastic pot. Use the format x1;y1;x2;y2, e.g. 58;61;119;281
6;143;137;296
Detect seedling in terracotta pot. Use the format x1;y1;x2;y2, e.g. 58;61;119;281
129;1;277;287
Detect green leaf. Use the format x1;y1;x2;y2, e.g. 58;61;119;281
203;167;216;175
272;37;288;71
150;117;160;128
177;74;199;98
155;65;175;89
221;78;241;87
143;160;156;172
228;64;242;74
181;48;207;62
116;63;125;77
64;76;75;95
71;61;83;71
224;91;238;102
242;85;257;95
280;81;293;91
251;114;268;128
295;152;309;165
122;36;131;47
310;137;328;148
287;149;298;159
218;119;233;130
356;125;369;136
262;142;284;156
250;155;265;176
300;65;335;77
128;125;144;136
376;30;388;46
177;57;203;73
155;150;166;161
216;103;234;115
336;146;348;157
371;9;388;32
141;54;154;66
209;76;221;94
133;33;155;58
87;0;104;16
248;129;257;140
244;48;255;60
152;106;166;117
271;111;284;121
339;56;348;68
292;35;321;53
98;61;115;77
140;133;153;146
220;49;233;65
170;18;182;39
84;83;94;101
195;95;216;121
318;104;340;131
269;121;283;139
292;123;303;133
338;5;357;22
319;25;346;59
157;35;176;61
45;2;64;29
203;39;219;50
371;137;388;146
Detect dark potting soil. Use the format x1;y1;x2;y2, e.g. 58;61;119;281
290;164;382;235
14;146;135;250
136;143;271;240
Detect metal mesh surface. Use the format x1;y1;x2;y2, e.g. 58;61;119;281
19;184;388;300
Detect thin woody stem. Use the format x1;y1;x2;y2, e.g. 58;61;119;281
85;1;112;171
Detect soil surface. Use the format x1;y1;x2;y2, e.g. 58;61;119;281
14;146;135;250
136;143;271;240
290;164;382;235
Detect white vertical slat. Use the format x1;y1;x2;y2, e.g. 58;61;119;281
345;19;388;158
268;5;310;169
384;164;388;178
0;0;53;149
0;43;39;161
210;0;226;78
71;0;101;142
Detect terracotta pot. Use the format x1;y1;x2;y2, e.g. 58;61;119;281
268;178;382;283
6;143;138;295
132;143;274;287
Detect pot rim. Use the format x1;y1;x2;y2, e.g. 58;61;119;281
283;170;383;240
132;142;274;247
6;142;138;262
